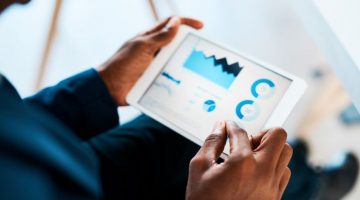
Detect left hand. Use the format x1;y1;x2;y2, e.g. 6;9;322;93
97;16;203;106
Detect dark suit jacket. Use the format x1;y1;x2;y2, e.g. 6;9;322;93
0;69;119;199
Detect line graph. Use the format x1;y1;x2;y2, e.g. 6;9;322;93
183;49;243;89
208;56;242;77
161;71;181;85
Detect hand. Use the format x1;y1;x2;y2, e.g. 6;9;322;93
186;121;293;200
97;16;203;106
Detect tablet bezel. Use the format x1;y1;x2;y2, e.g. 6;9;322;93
126;26;307;148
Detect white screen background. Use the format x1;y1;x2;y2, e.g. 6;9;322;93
139;34;292;150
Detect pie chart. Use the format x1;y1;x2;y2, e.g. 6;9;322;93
203;100;216;112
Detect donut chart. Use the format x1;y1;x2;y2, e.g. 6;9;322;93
235;100;260;121
251;79;275;99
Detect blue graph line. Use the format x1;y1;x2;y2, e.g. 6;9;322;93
183;49;243;89
161;71;181;85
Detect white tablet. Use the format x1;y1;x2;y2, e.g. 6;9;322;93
127;26;306;154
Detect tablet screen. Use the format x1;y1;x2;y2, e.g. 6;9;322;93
138;33;292;144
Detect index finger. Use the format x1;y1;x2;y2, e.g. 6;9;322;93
195;121;227;168
179;17;204;29
226;121;252;158
143;16;203;36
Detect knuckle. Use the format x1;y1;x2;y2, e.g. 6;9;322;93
286;167;291;174
205;133;222;144
127;37;146;48
189;156;207;169
241;150;254;160
132;38;156;52
233;149;253;160
228;151;255;168
135;36;149;43
242;154;256;168
283;143;293;157
284;167;291;179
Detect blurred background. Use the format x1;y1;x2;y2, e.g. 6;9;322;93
1;0;360;199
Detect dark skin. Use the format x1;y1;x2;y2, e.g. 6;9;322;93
187;121;292;200
0;0;30;13
97;16;203;106
2;1;293;199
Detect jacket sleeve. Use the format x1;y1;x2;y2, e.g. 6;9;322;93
25;68;119;140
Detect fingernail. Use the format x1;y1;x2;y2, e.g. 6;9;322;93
226;120;237;126
213;121;225;132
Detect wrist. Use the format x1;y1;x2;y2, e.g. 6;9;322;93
96;67;123;106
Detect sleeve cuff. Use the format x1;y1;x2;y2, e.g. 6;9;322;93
69;68;120;138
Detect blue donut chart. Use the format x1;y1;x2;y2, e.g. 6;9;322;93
235;100;260;121
251;78;275;99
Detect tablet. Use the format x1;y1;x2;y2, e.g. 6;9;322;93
127;26;306;154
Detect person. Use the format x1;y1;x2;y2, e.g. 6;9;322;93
0;1;358;200
0;1;292;200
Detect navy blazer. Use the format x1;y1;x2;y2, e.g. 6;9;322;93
0;69;119;199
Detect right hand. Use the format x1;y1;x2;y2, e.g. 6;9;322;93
186;121;293;200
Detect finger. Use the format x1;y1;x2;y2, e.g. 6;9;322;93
254;127;288;166
147;17;181;48
143;16;203;36
143;17;172;35
148;17;203;48
178;17;204;29
275;143;293;177
226;121;252;157
196;121;227;166
249;129;269;150
278;167;291;198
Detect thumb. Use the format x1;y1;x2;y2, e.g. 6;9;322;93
148;17;181;48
